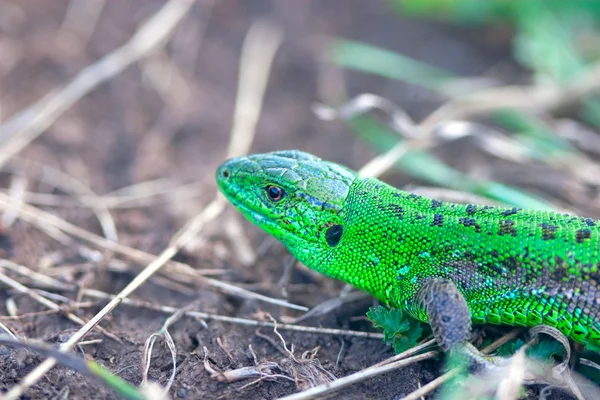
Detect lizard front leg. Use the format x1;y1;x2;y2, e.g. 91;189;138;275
418;278;505;370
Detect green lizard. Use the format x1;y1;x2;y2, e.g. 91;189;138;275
216;150;600;359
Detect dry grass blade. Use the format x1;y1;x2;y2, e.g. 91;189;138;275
401;368;462;400
223;214;256;267
1;180;203;210
3;194;219;400
313;93;418;138
8;157;118;242
2;173;27;228
226;19;282;159
1;174;70;244
371;338;437;369
0;321;19;341
0;259;74;291
0;336;148;400
141;309;186;392
280;330;521;400
286;291;369;324
219;19;284;266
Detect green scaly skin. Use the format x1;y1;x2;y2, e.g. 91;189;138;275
216;150;600;353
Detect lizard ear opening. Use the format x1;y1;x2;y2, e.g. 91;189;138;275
325;224;343;247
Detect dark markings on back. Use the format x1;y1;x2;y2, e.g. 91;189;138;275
431;200;443;210
501;207;521;217
504;256;521;272
459;217;482;233
406;193;422;202
576;228;592;243
386;204;404;219
465;204;477;215
431;213;444;227
585;218;596;227
498;220;517;236
459;217;477;227
539;223;557;241
445;257;479;289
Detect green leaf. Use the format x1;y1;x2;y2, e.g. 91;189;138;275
367;306;410;342
392;322;424;354
367;306;426;353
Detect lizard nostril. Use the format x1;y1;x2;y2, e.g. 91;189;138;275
221;169;230;179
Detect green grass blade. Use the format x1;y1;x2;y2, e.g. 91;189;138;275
348;115;554;209
329;39;454;91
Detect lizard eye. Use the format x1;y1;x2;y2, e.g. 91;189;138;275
266;185;285;202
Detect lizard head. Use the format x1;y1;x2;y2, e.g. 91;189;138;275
216;150;357;264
